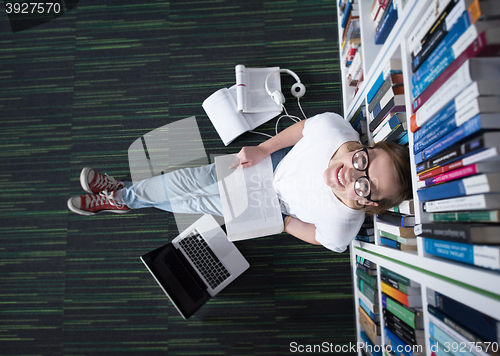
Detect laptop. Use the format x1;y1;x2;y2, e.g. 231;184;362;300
140;214;250;319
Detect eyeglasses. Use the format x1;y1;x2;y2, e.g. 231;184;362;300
352;147;377;202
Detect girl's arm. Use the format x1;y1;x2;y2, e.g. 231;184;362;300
233;119;306;168
284;217;322;246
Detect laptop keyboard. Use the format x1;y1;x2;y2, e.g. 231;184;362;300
178;230;231;289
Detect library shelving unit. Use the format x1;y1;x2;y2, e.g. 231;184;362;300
337;0;500;355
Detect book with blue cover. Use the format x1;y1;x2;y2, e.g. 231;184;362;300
424;238;500;271
367;58;402;104
411;11;471;96
412;19;500;100
416;172;500;201
411;0;463;72
414;113;500;165
374;0;398;45
427;287;500;342
413;96;500;154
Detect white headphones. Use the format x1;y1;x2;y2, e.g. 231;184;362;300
265;69;306;106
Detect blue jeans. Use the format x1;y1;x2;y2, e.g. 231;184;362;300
121;146;293;216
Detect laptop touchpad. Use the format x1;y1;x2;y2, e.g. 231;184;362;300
209;235;234;259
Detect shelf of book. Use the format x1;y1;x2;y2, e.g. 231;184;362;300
339;0;500;354
352;249;500;356
353;239;500;300
340;0;424;122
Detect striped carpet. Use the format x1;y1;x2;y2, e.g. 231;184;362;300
0;1;356;355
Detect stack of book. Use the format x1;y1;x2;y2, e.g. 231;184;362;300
427;288;500;353
339;0;363;94
356;215;375;243
381;268;424;356
356;257;381;350
377;211;417;252
366;58;408;145
350;105;369;145
408;0;500;271
388;199;414;216
371;0;398;45
340;0;361;69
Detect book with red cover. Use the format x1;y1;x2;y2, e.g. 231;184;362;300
418;161;500;187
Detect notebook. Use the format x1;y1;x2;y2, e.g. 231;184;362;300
214;154;284;241
140;214;249;319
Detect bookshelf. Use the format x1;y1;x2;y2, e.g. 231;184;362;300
337;0;500;355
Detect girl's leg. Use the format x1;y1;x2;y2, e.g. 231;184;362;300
119;163;224;216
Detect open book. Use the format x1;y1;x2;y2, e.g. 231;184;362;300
214;154;284;241
202;85;281;146
235;65;282;113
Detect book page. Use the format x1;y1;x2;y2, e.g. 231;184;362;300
202;87;251;146
225;86;280;131
235;66;283;113
215;154;283;241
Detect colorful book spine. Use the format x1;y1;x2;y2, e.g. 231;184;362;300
423;193;500;212
424;238;500;271
360;298;380;322
380;274;419;295
383;294;423;329
411;10;470;92
411;0;463;72
429;321;475;356
357;268;378;289
429;210;500;222
416;132;499;174
407;0;453;56
341;0;354;28
424;177;494;206
384;308;425;339
366;59;402;104
357;256;377;269
410;53;500;121
374;0;398;45
427;288;500;342
384;327;418;356
418;162;499;188
381;282;422;308
417;172;500;201
358;278;378;304
379;230;417;246
380;267;420;288
414;113;497;165
413;96;500;154
360;331;382;356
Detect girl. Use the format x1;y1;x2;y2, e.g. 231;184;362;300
67;112;412;253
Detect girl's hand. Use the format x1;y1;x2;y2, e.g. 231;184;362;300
229;146;269;169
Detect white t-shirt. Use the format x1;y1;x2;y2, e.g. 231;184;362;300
273;112;365;253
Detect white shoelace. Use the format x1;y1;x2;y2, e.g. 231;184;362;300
86;190;125;209
94;172;121;191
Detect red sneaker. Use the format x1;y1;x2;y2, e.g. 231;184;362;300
80;167;124;194
67;190;130;216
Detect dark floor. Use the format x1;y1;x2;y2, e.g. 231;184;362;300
0;1;356;355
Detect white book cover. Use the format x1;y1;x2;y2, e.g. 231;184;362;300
202;85;281;146
235;65;282;113
427;313;489;356
414;58;500;129
215;154;283;241
423;193;500;212
407;0;453;55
